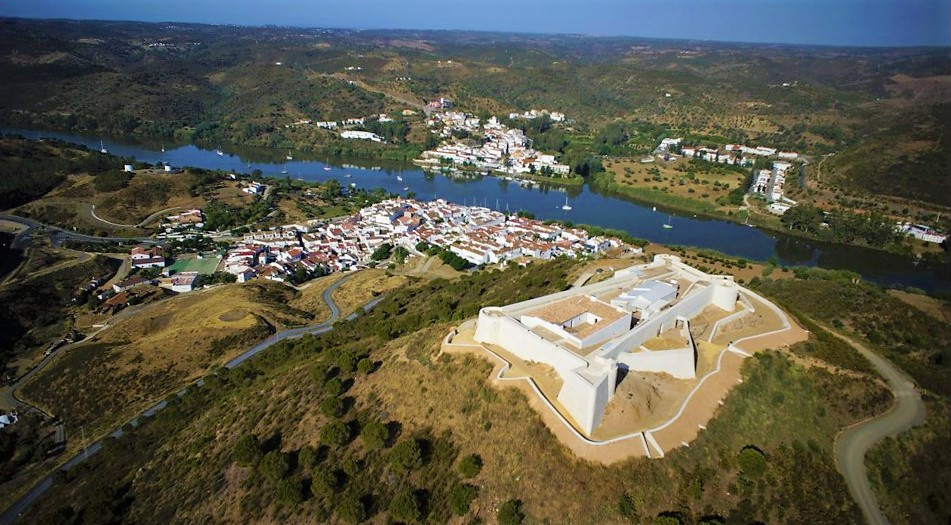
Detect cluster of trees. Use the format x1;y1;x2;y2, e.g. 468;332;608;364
360;119;410;144
752;269;950;396
780;204;903;247
415;242;471;271
0;136;124;209
202;200;273;232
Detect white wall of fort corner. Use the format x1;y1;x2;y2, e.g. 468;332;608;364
617;346;696;379
475;309;588;375
596;284;715;360
557;368;611;434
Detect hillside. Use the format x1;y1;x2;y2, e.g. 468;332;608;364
1;19;948;212
16;258;949;524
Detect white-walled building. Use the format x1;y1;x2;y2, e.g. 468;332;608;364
474;255;741;435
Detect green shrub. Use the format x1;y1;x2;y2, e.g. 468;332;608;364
498;499;525;525
338;491;367;524
360;420;389;450
320;397;346;418
275;478;303;506
617;492;637;518
389;438;424;472
738;446;768;478
458;454;482;478
310;466;339;498
449;483;478;516
233;433;262;467
388;487;422;523
357;358;374;375
324;377;345;397
259;450;290;482
320;421;350;447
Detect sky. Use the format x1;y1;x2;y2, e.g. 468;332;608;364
1;0;949;47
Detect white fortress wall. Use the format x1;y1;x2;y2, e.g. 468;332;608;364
557;366;613;434
596;283;715;360
474;308;588;375
616;319;697;379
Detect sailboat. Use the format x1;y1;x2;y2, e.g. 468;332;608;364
344;173;352;178
99;139;107;154
403;186;410;191
561;197;572;211
323;166;332;171
215;146;224;156
396;175;403;182
161;144;166;153
286;150;293;160
663;215;673;229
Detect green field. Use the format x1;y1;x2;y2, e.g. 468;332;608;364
166;257;219;275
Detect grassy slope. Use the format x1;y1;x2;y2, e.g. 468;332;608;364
0;254;121;373
20;260;908;525
18;281;312;436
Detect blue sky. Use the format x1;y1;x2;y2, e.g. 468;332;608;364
2;0;949;47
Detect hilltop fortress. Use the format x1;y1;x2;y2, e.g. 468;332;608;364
455;254;805;458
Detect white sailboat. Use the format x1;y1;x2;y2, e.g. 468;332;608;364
561;196;572;211
215;146;224;156
99;139;107;154
286;150;293;160
663;214;673;229
323;166;332;171
396;175;403;182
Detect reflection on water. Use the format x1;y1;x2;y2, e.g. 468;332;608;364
4;127;948;293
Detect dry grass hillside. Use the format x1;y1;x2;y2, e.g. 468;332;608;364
17;170;251;231
19;281;312;436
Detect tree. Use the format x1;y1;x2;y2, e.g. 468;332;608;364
322;179;341;200
324;377;345;397
497;499;525;525
320;397;346;418
449;483;478;516
458;454;482;478
389;439;423;472
276;478;303;506
371;242;394;261
233;433;262;466
298;444;317;472
310;466;339;498
737;446;768;478
337;353;359;374
259;450;290;482
360;420;389;450
338;491;367;524
389;487;422;523
356;358;375;375
617;492;637;519
320;421;350;447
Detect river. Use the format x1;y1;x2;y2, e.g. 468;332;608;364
5;128;949;293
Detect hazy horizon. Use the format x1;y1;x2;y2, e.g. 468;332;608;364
2;0;949;48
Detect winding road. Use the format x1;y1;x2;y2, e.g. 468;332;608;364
0;214;158;247
831;328;926;525
0;271;381;524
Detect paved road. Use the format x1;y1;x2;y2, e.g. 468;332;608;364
0;272;380;524
0;215;158;246
831;329;926;525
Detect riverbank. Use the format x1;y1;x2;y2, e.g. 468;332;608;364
588;170;946;264
4;126;948;294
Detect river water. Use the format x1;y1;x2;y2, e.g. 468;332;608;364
5;128;949;293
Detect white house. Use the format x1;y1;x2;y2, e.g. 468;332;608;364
340;130;384;142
